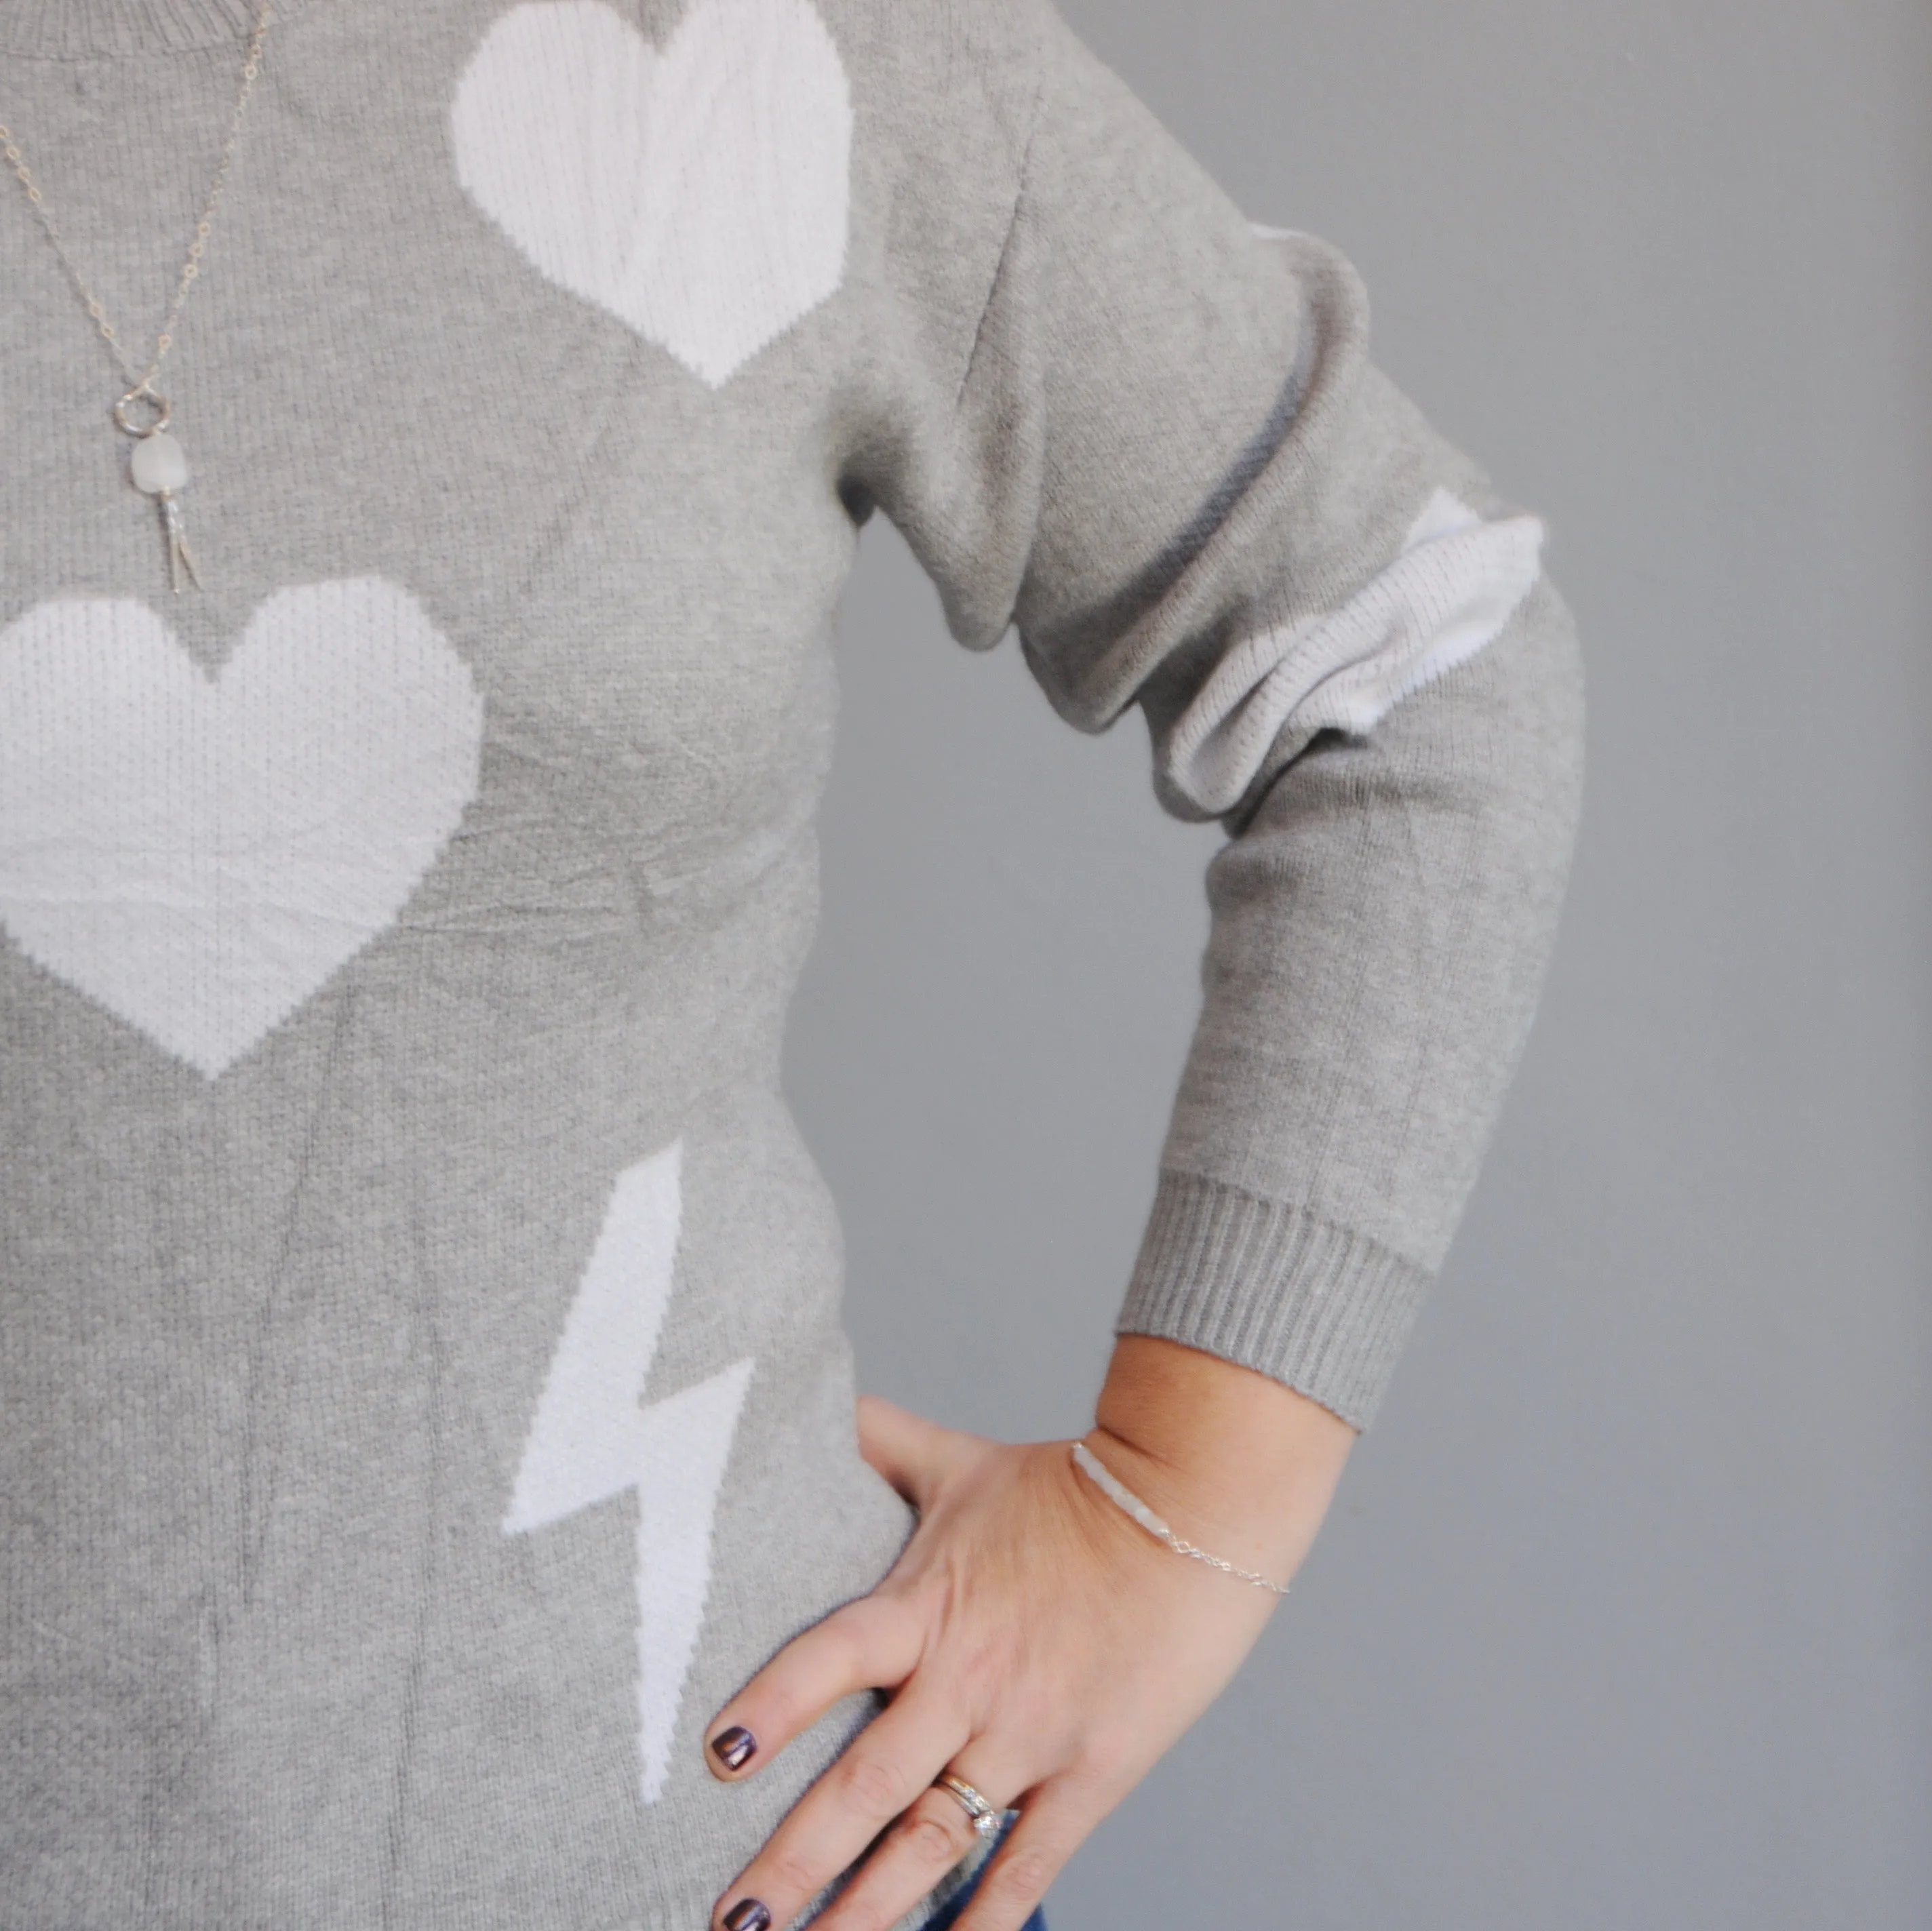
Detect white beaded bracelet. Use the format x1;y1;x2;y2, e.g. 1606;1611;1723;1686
1071;1440;1290;1597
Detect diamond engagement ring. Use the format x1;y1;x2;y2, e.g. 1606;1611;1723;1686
936;1773;1002;1840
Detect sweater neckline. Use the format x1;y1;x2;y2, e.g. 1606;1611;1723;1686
0;0;308;58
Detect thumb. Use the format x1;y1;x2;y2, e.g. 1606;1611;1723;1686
855;1393;967;1509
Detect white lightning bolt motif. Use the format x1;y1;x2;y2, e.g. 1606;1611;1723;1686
505;1139;753;1805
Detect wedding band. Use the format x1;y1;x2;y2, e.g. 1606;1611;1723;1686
935;1773;1002;1841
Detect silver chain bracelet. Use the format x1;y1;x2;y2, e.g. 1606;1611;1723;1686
1071;1440;1291;1597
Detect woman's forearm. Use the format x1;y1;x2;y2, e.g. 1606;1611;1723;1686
1090;1335;1358;1593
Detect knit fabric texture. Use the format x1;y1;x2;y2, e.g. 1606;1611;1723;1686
0;0;1584;1924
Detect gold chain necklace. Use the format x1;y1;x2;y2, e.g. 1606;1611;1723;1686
0;1;276;593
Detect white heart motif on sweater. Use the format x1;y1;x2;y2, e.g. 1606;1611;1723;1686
452;0;852;387
0;578;484;1079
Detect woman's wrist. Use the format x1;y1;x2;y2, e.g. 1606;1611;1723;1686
1088;1336;1358;1586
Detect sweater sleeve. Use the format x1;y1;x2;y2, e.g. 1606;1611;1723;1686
853;0;1585;1429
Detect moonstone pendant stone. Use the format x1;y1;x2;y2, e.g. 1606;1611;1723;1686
130;431;189;495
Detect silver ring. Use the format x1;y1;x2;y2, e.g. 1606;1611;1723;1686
935;1773;1002;1841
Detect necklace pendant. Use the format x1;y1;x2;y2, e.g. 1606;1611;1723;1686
128;427;202;594
158;491;201;595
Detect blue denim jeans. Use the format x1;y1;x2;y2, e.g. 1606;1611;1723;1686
924;1884;1046;1931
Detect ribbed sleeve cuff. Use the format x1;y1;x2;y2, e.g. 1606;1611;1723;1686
1115;1170;1433;1431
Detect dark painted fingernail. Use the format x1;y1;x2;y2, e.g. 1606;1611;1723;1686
711;1726;757;1772
723;1902;772;1931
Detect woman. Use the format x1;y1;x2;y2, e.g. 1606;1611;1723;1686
0;0;1583;1926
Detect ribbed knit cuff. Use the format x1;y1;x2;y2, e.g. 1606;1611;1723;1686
1115;1170;1433;1431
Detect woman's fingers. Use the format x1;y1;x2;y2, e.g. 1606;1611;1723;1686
706;1593;926;1781
707;1420;1293;1931
711;1686;973;1931
854;1393;968;1507
951;1782;1095;1931
810;1754;1031;1931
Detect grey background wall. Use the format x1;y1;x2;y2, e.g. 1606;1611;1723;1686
783;3;1932;1927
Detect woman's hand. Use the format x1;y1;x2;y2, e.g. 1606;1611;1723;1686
702;1336;1356;1931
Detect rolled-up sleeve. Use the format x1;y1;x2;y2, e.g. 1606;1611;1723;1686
853;0;1585;1429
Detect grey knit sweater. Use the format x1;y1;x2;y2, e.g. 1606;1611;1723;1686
0;0;1583;1924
